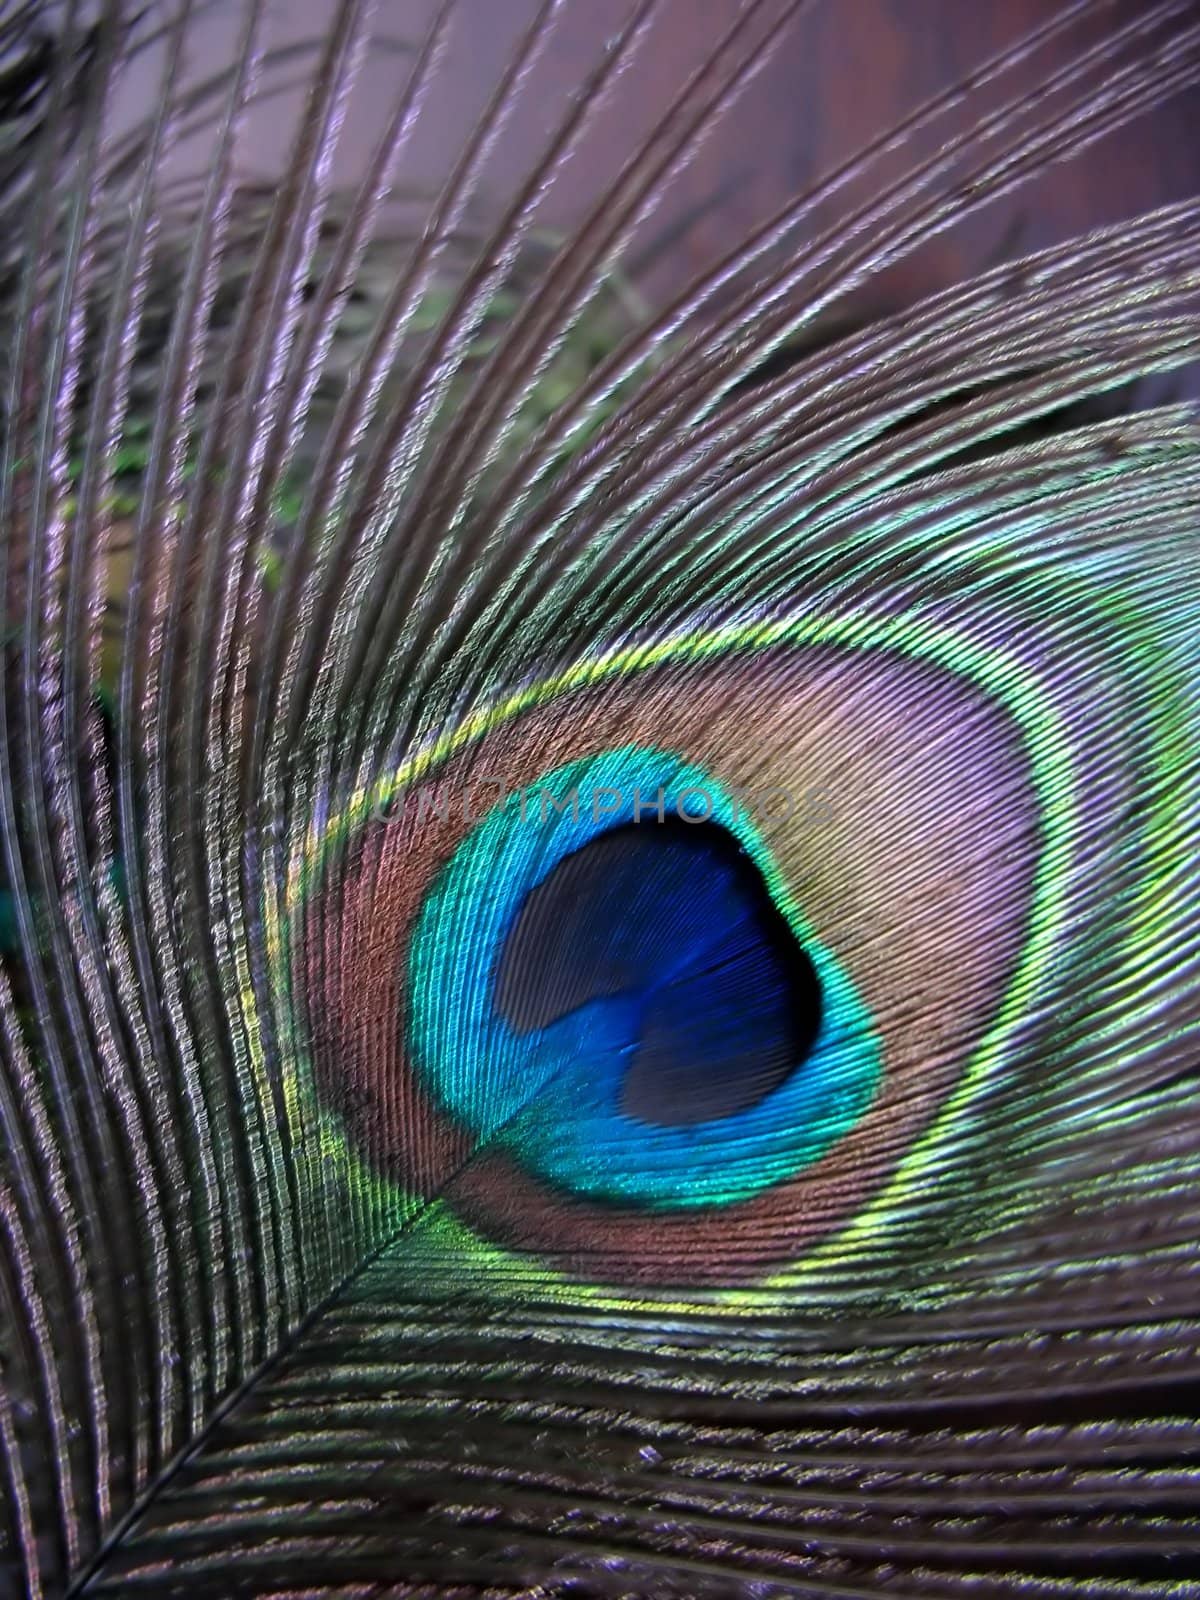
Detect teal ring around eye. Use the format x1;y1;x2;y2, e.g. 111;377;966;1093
406;746;884;1209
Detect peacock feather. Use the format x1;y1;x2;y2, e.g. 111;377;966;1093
2;2;1200;1595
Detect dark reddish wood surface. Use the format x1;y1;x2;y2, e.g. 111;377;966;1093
129;0;1197;387
161;1;1199;291
617;0;1200;298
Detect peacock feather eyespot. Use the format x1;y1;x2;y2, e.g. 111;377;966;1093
300;606;1068;1290
3;2;1200;1596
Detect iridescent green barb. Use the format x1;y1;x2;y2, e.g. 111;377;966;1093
1;3;1199;1597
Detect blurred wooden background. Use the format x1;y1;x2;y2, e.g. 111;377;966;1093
117;0;1200;365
